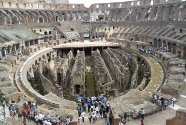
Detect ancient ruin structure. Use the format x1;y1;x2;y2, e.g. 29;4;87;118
0;0;185;124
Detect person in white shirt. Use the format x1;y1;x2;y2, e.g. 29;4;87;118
172;97;176;107
92;112;96;124
81;111;85;122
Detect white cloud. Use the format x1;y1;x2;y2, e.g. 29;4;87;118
69;0;130;7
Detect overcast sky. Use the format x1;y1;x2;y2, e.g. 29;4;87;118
69;0;129;7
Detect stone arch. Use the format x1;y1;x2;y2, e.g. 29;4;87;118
38;11;48;23
13;10;26;24
74;84;81;94
55;11;62;22
154;38;158;47
172;4;180;21
161;6;168;21
47;11;55;22
153;7;159;20
6;10;20;24
0;10;12;25
28;11;39;23
162;40;166;47
61;12;67;21
158;39;162;47
167;5;174;21
66;12;72;21
167;42;171;50
144;8;152;21
0;15;5;25
38;16;44;23
71;11;78;21
23;11;33;23
44;31;47;35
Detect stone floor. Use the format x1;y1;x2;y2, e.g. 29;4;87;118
127;108;175;125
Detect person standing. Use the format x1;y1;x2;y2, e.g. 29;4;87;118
140;108;145;120
172;97;176;107
164;100;168;110
88;113;92;123
92;112;97;124
81;111;85;123
123;112;127;124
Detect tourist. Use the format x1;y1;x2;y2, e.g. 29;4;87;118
81;110;85;122
92;111;97;124
164;100;168;110
99;108;103;118
77;106;82;117
172;97;176;107
88;112;92;123
160;97;164;110
139;108;145;120
123;112;127;123
109;111;113;125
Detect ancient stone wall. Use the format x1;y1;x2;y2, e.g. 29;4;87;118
166;109;186;125
70;51;85;95
102;48;130;93
112;49;139;89
56;51;74;87
92;49;114;94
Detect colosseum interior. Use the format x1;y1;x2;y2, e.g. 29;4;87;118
0;0;186;125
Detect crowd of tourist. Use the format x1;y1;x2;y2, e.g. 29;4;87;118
77;95;113;125
139;47;171;56
150;94;169;110
1;95;72;125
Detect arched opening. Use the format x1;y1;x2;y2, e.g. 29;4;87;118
39;17;44;23
56;16;58;22
74;85;81;94
44;31;47;35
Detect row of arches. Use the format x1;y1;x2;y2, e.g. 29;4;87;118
0;9;90;25
106;3;186;22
